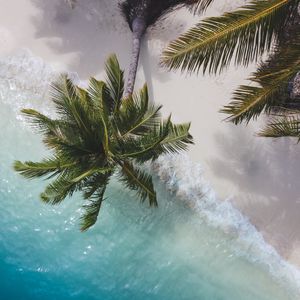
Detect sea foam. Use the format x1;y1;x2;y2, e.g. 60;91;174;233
151;154;300;295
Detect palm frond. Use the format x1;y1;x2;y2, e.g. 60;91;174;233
87;78;110;116
161;122;194;153
40;172;79;205
162;0;298;74
20;109;61;135
51;76;96;138
13;157;72;179
82;171;113;199
105;54;125;111
130;119;193;162
40;166;111;205
71;167;113;183
259;116;300;139
86;78;111;156
117;85;162;136
119;161;157;206
119;116;172;162
221;34;300;124
51;75;79;119
80;177;110;231
80;191;105;232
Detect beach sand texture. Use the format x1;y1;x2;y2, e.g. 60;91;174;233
0;0;299;268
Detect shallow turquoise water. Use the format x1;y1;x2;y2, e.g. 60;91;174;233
0;51;299;300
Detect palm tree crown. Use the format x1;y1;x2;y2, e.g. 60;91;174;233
162;0;300;137
163;0;299;74
14;55;193;231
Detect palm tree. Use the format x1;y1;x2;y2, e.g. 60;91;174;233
120;0;210;97
162;0;300;136
14;55;193;231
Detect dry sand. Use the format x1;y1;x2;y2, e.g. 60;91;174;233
0;0;299;268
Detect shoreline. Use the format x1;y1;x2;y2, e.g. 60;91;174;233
1;0;300;269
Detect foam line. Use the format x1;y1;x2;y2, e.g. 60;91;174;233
151;154;300;296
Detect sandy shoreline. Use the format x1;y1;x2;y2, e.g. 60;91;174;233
1;0;300;268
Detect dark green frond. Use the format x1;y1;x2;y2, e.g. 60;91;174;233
259;117;300;140
51;75;81;119
119;161;157;206
40;173;79;205
221;34;300;124
119;116;172;162
14;157;72;179
121;117;194;162
80;191;105;232
40;166;112;205
88;78;110;116
162;0;298;74
71;167;113;183
117;85;162;136
20;108;93;155
161;122;194;153
51;76;97;139
105;54;125;111
82;171;113;199
20;109;60;135
80;174;110;231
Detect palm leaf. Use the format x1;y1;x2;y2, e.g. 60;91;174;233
161;122;194;153
20;109;62;135
124;118;194;161
259;116;300;139
80;191;105;232
87;78;110;116
40;166;111;205
40;172;80;205
162;0;298;74
51;76;96;138
105;54;125;111
51;75;80;119
87;78;111;156
14;157;73;179
119;116;172;161
82;171;113;199
221;34;300;124
117;85;162;137
20;109;89;154
80;176;110;231
119;161;157;206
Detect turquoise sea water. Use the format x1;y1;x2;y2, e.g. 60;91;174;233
0;51;300;300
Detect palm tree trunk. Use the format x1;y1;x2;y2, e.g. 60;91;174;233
124;17;146;98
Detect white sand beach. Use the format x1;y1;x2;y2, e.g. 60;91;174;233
0;0;299;270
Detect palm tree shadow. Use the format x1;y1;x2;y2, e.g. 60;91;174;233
140;37;170;104
210;125;300;259
29;0;186;82
140;10;189;102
